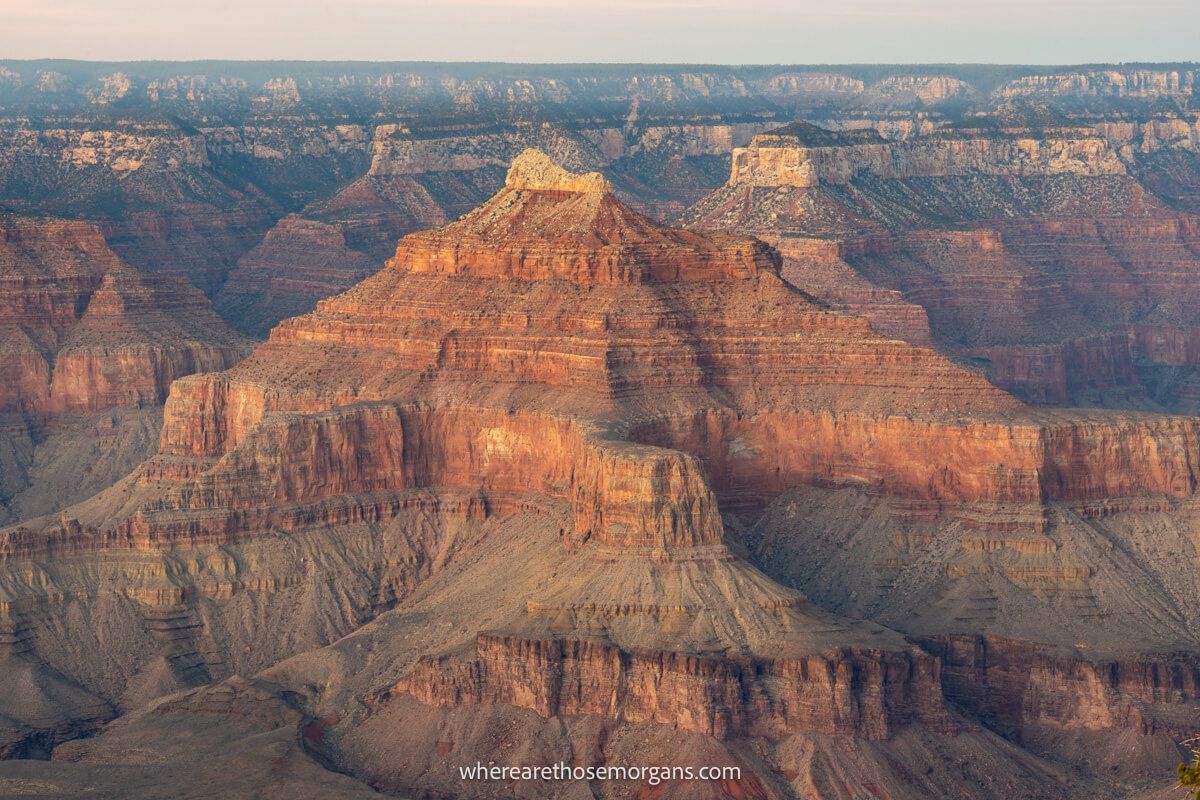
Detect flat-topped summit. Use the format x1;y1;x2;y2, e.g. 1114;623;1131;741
725;118;1126;189
386;149;779;283
504;148;612;193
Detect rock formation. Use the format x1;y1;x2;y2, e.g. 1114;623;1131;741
683;120;1200;412
213;122;769;334
1;151;1197;798
0;212;251;523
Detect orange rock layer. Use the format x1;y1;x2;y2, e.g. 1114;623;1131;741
924;635;1200;738
395;633;954;741
0;214;250;417
682;123;1200;410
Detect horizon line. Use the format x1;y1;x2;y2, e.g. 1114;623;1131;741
2;58;1199;68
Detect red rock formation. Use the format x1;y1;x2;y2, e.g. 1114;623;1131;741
0;213;251;522
682;121;1200;410
771;237;935;345
923;635;1200;739
215;216;377;337
389;153;775;284
982;333;1137;405
212;121;774;335
396;633;953;741
0;214;250;416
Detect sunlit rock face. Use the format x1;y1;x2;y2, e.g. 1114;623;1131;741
0;213;251;525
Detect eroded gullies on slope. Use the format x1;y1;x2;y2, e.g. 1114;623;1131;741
1;150;1198;797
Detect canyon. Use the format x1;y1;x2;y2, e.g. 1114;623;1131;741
682;119;1200;413
0;150;1195;799
0;61;1199;800
3;62;1198;341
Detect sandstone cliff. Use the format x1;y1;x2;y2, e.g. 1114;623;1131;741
0;213;250;523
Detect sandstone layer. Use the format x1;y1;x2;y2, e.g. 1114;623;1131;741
0;213;251;523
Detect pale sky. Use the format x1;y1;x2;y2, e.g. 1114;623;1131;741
2;0;1197;64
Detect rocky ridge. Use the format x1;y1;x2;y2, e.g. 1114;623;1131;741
213;121;770;334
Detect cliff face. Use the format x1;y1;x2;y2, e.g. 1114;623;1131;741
105;151;1200;556
0;214;250;416
729;123;1125;188
2;64;1200;798
214;216;377;337
0;213;250;523
396;633;952;741
923;636;1200;740
683;120;1200;411
981;333;1138;405
994;69;1199;100
912;635;1200;782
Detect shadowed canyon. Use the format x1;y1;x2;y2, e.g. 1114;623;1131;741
0;61;1198;800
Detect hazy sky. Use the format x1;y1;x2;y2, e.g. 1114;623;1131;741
3;0;1198;64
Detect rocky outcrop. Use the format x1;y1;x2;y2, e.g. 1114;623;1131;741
138;154;1200;537
923;636;1200;739
683;120;1200;410
1098;115;1200;155
504;149;612;193
982;333;1138;405
729;122;1125;188
767;236;935;344
396;633;953;741
215;216;376;337
387;149;777;284
0;122;282;294
211;121;776;333
0;213;250;523
0;214;250;416
0;61;1196;337
995;69;1199;100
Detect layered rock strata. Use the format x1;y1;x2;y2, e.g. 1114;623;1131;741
213;121;771;334
1;151;1198;798
683;121;1200;411
0;213;250;522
